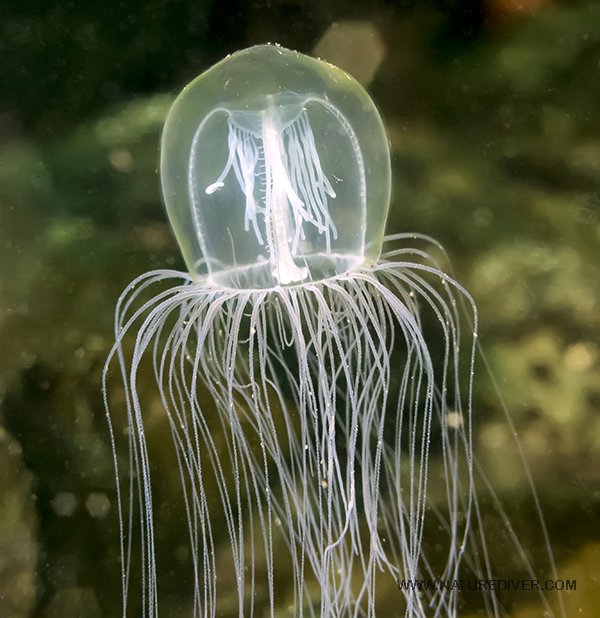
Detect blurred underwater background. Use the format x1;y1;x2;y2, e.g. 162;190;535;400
0;0;599;616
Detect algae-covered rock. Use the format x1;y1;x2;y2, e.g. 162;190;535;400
0;427;37;618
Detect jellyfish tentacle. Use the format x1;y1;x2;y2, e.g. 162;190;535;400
106;233;561;618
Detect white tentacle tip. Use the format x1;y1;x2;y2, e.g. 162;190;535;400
205;181;224;194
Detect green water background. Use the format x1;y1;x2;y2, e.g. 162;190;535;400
0;1;598;616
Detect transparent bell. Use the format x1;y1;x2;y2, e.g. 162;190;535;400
160;44;391;288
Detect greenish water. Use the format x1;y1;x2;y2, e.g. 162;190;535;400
0;1;598;616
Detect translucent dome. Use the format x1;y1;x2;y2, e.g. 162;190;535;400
160;44;391;288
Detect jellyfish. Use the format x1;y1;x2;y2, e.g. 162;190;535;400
104;45;561;617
